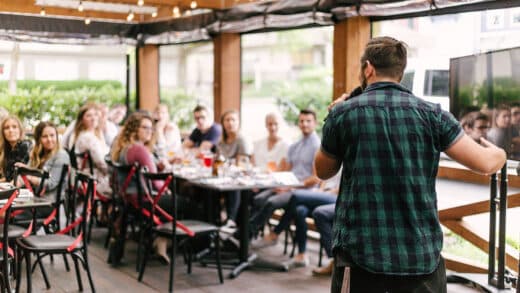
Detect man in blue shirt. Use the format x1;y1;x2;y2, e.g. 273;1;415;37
182;105;222;151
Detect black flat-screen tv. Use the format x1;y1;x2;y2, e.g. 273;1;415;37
449;47;520;161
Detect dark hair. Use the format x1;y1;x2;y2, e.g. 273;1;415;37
361;36;407;80
460;111;489;129
193;105;208;114
299;109;317;121
511;102;520;108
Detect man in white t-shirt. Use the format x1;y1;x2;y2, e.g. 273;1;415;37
252;113;289;171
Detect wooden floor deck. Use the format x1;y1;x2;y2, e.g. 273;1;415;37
17;226;485;293
18;173;515;292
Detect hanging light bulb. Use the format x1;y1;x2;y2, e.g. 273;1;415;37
137;0;144;6
40;8;46;16
127;11;134;21
190;1;197;9
78;1;84;12
85;17;91;25
185;10;192;16
151;11;158;18
172;6;180;18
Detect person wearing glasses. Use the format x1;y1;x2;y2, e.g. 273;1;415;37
461;111;490;144
111;111;172;264
182;105;222;152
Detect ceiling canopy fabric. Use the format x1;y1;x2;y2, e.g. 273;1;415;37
0;0;515;45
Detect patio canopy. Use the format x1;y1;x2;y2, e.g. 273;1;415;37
1;0;519;45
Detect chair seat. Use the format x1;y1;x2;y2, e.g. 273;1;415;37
19;234;83;250
0;224;27;239
154;219;218;236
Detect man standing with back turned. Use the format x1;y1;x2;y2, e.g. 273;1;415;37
314;36;506;292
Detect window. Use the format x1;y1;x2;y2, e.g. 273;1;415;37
424;70;449;96
400;71;414;91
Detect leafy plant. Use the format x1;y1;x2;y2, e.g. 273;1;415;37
275;66;332;133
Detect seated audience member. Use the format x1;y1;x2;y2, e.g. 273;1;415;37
182;105;222;152
111;111;172;263
62;103;117;149
511;103;520;160
153;104;182;161
108;104;127;126
98;103;119;147
217;110;252;230
0;115;31;182
15;121;70;218
311;203;335;275
249;109;321;238
252;113;289;171
70;103;111;195
487;105;514;155
461;111;489;144
254;172;340;268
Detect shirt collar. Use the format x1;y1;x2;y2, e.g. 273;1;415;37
364;81;412;95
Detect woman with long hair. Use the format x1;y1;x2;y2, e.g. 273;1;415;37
15;121;70;217
217;110;252;230
71;103;111;195
111;112;172;263
0;115;31;182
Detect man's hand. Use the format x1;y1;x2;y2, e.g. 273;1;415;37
328;93;348;111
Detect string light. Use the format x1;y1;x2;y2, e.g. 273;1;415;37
185;10;191;16
127;10;134;21
190;1;197;9
137;0;144;6
151;11;157;18
172;6;180;18
85;17;91;25
40;8;46;16
78;1;84;12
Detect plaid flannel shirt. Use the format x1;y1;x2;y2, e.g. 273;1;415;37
322;82;463;275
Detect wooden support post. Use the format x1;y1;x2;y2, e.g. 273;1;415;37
333;17;370;100
213;33;241;122
137;45;160;112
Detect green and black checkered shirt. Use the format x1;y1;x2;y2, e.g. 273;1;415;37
322;82;463;275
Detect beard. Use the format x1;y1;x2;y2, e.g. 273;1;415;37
359;71;368;90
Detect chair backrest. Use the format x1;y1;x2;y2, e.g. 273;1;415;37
111;161;141;198
69;171;96;238
53;164;70;230
140;171;176;226
67;146;94;176
0;188;19;266
14;166;49;197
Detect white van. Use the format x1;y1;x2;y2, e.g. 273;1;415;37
400;63;450;111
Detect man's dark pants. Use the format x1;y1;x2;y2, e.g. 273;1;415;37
331;255;447;293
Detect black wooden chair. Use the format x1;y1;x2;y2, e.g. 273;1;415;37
0;187;19;293
69;149;111;243
106;161;141;269
137;171;223;292
16;171;96;293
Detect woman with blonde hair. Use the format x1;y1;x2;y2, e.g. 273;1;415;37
70;103;111;195
0;115;31;182
15;121;70;217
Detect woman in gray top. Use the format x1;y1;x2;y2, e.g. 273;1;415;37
16;122;70;217
217;110;252;230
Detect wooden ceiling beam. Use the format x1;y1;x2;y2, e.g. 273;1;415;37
93;0;259;10
0;0;177;22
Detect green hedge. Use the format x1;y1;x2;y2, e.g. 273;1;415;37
0;80;197;131
0;80;123;91
0;83;129;127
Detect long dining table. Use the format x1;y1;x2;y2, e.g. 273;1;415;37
172;166;302;278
